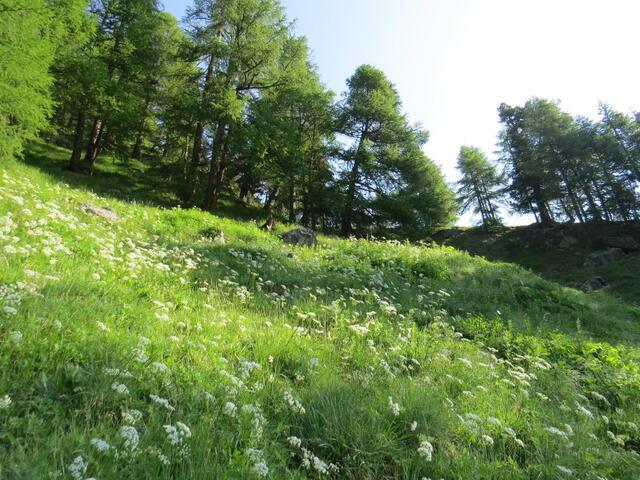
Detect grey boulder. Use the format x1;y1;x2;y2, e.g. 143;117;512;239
281;228;316;246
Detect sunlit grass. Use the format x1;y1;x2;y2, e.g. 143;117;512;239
0;151;639;479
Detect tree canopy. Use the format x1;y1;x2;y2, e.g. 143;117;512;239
5;1;638;234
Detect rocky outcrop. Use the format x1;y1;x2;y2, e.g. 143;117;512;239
579;276;608;292
583;248;624;268
601;235;639;253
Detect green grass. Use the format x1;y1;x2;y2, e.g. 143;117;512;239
1;144;639;479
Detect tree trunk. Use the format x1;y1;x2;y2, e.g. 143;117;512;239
558;167;584;223
264;186;279;217
68;111;86;172
288;181;295;223
592;180;612;221
532;182;554;225
204;122;229;210
83;118;104;172
184;57;215;205
559;198;575;223
132;99;151;160
239;179;250;204
581;184;601;221
341;125;368;236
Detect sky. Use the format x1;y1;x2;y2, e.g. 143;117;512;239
162;0;640;225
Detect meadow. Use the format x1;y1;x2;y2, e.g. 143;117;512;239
1;147;639;479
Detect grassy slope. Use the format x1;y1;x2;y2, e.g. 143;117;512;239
436;224;640;305
0;144;639;479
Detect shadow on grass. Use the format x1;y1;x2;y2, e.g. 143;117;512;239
23;141;180;208
23;140;265;222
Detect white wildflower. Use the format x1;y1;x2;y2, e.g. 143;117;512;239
575;402;594;419
9;331;23;343
150;394;175;411
388;396;401;416
246;448;269;477
545;426;567;437
410;421;418;431
417;440;433;462
223;401;237;417
164;422;191;446
590;391;609;404
0;394;11;409
111;382;129;395
96;321;109;331
152;361;171;374
287;436;302;448
487;417;502;428
284;391;306;414
481;434;494;446
120;426;139;450
68;456;88;480
252;460;268;477
122;409;142;424
90;438;111;452
556;465;574;475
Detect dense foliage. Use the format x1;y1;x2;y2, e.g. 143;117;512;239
497;99;640;225
0;0;455;238
456;99;640;228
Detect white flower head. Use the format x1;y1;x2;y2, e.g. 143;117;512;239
388;396;400;417
417;440;433;462
287;436;302;448
0;394;12;409
90;438;111;452
111;382;129;395
68;456;88;480
120;426;139;451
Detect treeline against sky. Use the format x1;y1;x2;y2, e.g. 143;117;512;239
2;1;639;235
457;99;640;227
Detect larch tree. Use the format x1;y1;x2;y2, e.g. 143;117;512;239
183;0;307;208
456;146;503;227
0;0;88;161
246;65;335;225
338;64;454;237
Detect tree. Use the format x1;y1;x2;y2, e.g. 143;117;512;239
246;66;335;226
456;146;504;227
60;0;166;172
0;0;88;161
498;99;572;225
183;0;308;208
337;65;454;237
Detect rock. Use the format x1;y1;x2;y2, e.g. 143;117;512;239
580;276;608;292
281;228;316;247
438;228;465;240
81;203;118;221
583;248;624;268
558;235;578;249
602;235;639;253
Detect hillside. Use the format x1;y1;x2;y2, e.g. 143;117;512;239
1;147;640;479
436;224;640;305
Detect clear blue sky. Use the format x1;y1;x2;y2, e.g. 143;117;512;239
163;0;640;225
